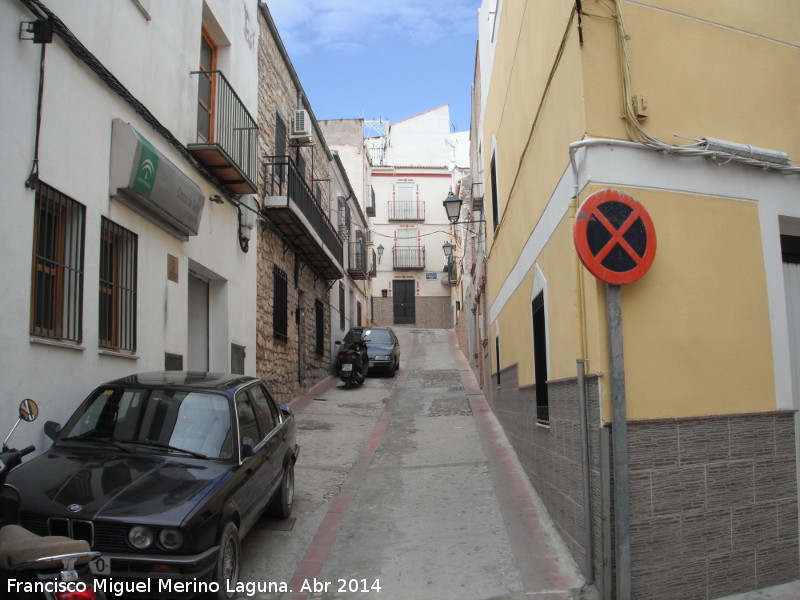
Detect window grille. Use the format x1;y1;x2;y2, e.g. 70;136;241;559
99;218;138;352
273;265;288;343
315;300;324;356
30;182;86;343
339;282;345;331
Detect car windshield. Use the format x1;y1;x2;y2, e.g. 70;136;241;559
363;329;393;344
342;328;365;344
59;387;233;459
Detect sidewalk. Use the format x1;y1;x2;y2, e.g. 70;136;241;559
249;328;800;600
239;327;587;600
716;580;800;600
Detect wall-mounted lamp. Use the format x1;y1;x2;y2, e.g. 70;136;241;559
442;241;455;258
237;195;258;253
443;191;485;226
210;194;224;204
376;244;384;264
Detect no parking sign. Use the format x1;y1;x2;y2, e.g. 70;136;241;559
573;189;656;285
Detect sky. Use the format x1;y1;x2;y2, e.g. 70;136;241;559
265;0;480;133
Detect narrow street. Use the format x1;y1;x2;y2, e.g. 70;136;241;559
239;328;586;600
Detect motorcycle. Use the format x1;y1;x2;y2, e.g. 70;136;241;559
0;399;104;600
335;338;369;389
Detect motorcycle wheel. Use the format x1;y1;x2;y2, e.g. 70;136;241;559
344;378;352;390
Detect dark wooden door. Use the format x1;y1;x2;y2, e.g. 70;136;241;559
392;280;415;324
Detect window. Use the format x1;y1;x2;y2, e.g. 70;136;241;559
247;384;276;436
315;300;324;356
99;218;138;352
490;153;499;232
495;335;501;387
196;30;216;142
273;265;288;343
30;182;85;343
357;300;362;326
235;395;260;447
339;282;345;330
532;293;549;423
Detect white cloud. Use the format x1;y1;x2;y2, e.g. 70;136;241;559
265;0;477;54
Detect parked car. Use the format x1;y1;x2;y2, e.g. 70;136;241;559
7;372;298;599
341;326;401;376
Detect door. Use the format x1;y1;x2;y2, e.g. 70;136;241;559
393;280;415;325
188;272;209;371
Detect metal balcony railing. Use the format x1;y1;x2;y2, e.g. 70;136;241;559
388;201;425;221
366;186;376;216
369;248;377;277
348;240;368;279
262;156;343;279
188;70;258;194
393;246;426;270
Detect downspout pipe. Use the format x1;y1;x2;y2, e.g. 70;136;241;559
577;359;595;584
568;138;648;198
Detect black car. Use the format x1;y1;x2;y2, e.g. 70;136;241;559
7;372;298;599
341;326;401;376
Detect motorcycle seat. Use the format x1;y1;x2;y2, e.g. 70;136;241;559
0;524;93;571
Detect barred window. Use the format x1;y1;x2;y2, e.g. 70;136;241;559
339;282;345;331
99;218;138;352
315;300;324;356
273;265;288;343
30;182;86;343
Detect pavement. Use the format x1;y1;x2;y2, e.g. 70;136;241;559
238;327;800;600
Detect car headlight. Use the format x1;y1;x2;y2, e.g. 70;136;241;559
128;526;154;549
159;528;184;550
375;355;390;361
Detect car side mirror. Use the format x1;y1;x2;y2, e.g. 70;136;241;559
241;437;255;459
44;421;62;441
278;403;292;418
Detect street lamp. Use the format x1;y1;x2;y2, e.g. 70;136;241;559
442;241;455;258
376;244;384;263
443;192;462;224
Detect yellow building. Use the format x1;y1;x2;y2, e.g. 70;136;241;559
476;1;800;598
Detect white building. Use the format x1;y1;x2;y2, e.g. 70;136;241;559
324;106;469;329
1;0;260;448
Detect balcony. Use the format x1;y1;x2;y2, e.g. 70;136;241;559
187;70;258;195
393;246;426;270
443;257;457;286
366;186;376;217
262;156;343;280
348;240;369;280
388;201;425;221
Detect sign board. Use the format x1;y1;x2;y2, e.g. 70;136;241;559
426;272;438;280
573;189;656;285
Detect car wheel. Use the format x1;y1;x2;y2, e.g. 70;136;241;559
388;361;396;377
214;521;241;600
270;461;295;519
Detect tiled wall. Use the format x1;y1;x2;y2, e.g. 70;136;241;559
489;364;800;599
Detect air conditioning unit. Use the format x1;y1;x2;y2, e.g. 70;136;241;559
290;109;312;142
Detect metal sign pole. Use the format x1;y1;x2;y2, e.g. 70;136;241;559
606;283;630;599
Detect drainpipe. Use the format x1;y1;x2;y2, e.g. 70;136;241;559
568;138;647;198
577;359;595;584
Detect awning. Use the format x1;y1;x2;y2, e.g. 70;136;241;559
109;119;205;238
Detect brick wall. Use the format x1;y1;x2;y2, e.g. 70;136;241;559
489;364;800;599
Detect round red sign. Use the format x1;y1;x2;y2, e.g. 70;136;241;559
573;189;656;285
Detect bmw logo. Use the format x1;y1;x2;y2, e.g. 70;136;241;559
67;504;82;513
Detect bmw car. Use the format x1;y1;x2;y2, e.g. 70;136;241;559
8;372;298;599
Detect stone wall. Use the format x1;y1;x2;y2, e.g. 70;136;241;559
489;363;800;599
372;295;452;329
256;10;334;404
